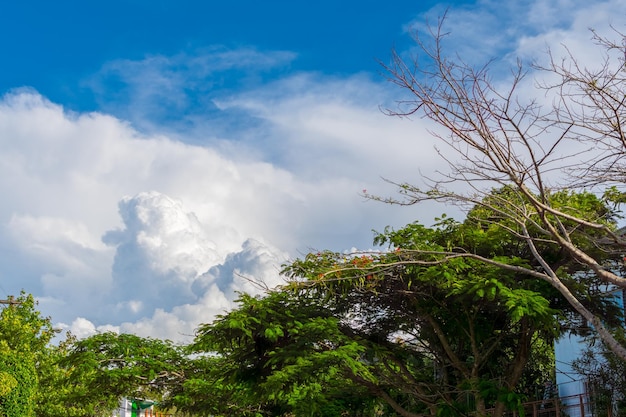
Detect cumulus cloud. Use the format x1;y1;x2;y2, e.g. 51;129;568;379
0;86;433;341
60;317;120;340
50;189;290;343
67;226;288;342
117;236;288;342
194;238;286;301
118;283;232;341
100;191;286;321
103;192;221;284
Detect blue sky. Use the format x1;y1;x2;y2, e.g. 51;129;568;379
1;1;451;113
0;0;623;341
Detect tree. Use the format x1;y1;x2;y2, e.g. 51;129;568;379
0;292;56;417
282;205;592;417
191;204;591;417
0;293;112;417
375;15;626;359
60;332;188;416
190;291;384;416
35;333;104;417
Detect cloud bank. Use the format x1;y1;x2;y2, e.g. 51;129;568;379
0;81;433;342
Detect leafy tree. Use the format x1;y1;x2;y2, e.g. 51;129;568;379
375;15;626;359
35;332;119;417
190;201;600;417
0;294;108;417
283;216;568;417
0;372;17;398
0;293;56;417
189;291;383;416
60;332;188;415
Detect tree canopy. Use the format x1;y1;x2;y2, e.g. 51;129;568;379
188;199;604;416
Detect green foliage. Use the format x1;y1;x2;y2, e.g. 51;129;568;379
0;371;17;397
0;346;37;417
0;292;56;417
277;190;607;416
602;186;626;209
188;291;381;416
0;293;56;353
35;333;116;417
174;188;624;417
61;332;188;414
0;293;122;417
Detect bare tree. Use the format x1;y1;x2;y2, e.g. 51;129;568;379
378;16;626;360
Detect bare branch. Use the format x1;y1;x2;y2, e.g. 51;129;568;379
377;17;626;360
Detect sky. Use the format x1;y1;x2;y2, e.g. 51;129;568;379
0;0;624;342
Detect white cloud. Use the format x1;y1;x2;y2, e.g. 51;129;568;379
214;73;445;184
85;47;298;134
0;86;434;341
103;192;221;282
111;236;289;342
48;191;291;343
406;0;625;73
118;283;233;342
7;215;110;272
193;238;286;300
58;317;120;340
513;0;626;66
